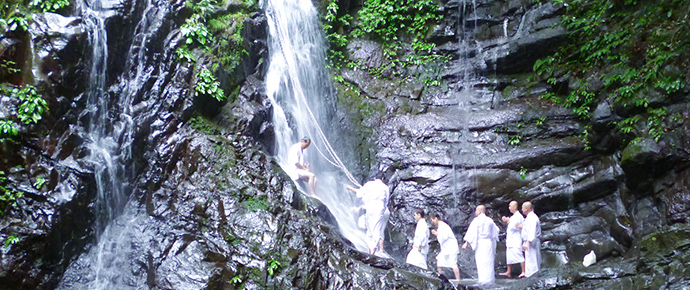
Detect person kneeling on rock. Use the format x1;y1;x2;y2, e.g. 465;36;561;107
287;137;316;196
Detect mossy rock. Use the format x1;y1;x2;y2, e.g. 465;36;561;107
640;223;690;259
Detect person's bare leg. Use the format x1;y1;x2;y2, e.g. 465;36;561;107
452;267;461;280
499;264;512;277
519;262;526;278
378;238;385;254
308;175;316;196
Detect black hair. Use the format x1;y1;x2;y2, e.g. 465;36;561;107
429;212;441;220
415;209;426;218
301;137;311;142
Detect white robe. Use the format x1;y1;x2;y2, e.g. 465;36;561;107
435;221;459;268
406;218;429;269
521;211;541;277
379;188;390;244
286;143;307;180
357;180;389;252
463;213;499;285
506;211;525;264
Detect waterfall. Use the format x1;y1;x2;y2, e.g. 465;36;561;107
58;0;166;287
79;0;130;234
262;0;369;253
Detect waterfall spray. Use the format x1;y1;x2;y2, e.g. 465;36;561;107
262;0;370;252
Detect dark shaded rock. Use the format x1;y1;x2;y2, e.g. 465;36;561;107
482;2;568;74
660;167;690;224
631;198;666;239
239;12;268;82
566;231;625;263
29;13;85;85
347;40;384;70
621;138;663;191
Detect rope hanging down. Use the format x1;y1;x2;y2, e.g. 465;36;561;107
269;7;362;188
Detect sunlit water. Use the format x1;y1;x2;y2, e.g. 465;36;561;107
58;0;165;287
262;0;370;253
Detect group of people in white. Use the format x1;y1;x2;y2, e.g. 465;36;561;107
346;176;542;287
286;140;542;286
402;202;541;286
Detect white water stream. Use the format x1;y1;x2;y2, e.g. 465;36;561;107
262;0;369;253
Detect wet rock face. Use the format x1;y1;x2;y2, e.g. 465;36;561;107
2;0;690;288
335;0;690;288
0;11;100;290
3;1;456;289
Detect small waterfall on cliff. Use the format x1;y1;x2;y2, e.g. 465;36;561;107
262;0;369;252
79;0;130;235
58;0;168;288
58;0;133;287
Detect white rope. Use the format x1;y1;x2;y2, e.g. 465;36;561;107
312;140;340;167
269;6;362;188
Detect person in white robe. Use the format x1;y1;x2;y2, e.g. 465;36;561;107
517;201;541;278
378;183;391;254
499;201;525;278
462;205;499;286
287;137;316;196
406;209;429;269
430;212;461;281
346;176;389;255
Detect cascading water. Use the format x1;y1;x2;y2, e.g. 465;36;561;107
58;0;167;287
79;0;130;233
262;0;369;252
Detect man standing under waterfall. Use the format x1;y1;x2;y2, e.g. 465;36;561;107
287;137;316;196
462;205;499;286
430;212;461;281
499;200;526;278
346;175;389;255
406;209;429;269
517;201;541;278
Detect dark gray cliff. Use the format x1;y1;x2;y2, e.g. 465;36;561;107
0;0;454;289
1;0;689;289
331;0;690;289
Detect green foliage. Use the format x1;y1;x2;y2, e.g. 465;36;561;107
535;116;546;126
176;47;196;63
245;196;268;212
195;69;225;101
267;259;281;276
508;135;522;146
207;12;249;69
186;0;215;15
29;0;69;12
177;0;251;102
519;168;528;180
181;15;213;47
3;235;18;247
0;85;47;141
534;0;689;147
33;175;46;189
323;0;446;82
0;120;18;137
14;85;48;124
1;60;20;74
188;115;220;135
352;0;441;52
229;275;242;284
6;14;29;32
581;125;592;150
0;170;23;216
